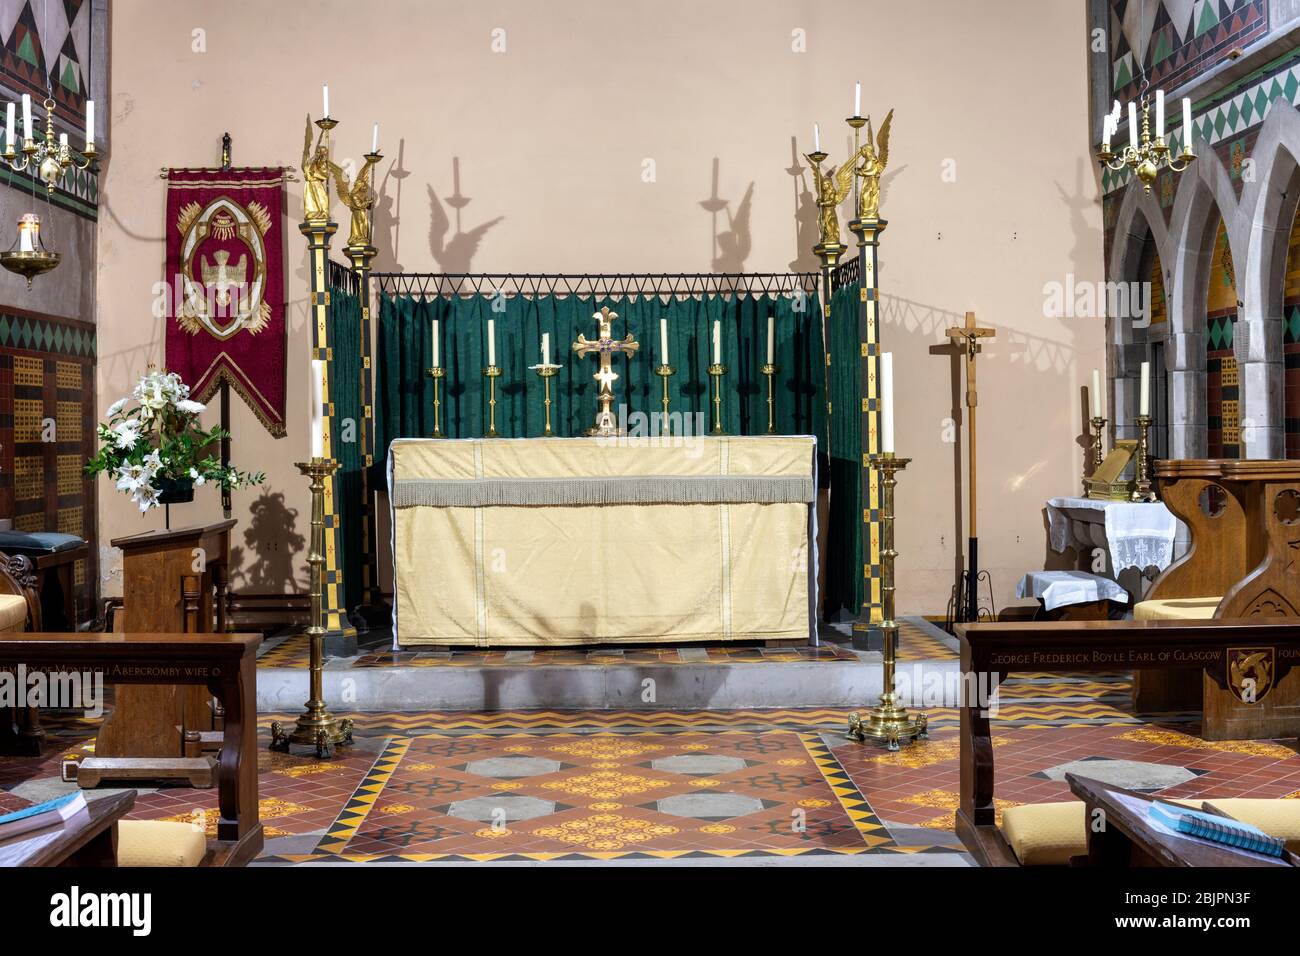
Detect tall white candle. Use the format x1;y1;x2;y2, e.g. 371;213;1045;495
813;123;821;152
371;122;379;153
659;318;669;366
322;84;330;118
431;319;439;368
1155;89;1165;140
854;81;861;117
1182;97;1193;151
712;320;721;365
85;99;94;148
21;94;31;142
880;353;895;454
541;332;550;365
5;103;13;151
487;318;496;367
767;314;775;365
1128;102;1139;149
1091;368;1102;417
1102;113;1113;152
1139;361;1151;416
310;359;325;458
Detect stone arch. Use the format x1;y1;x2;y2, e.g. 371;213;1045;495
1236;101;1300;458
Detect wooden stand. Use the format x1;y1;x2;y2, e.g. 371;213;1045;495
78;520;235;787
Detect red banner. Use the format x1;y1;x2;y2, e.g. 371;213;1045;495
164;167;288;436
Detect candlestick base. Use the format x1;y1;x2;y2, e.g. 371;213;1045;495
655;365;676;437
761;362;779;434
428;366;445;438
484;365;502;438
531;363;562;437
708;363;727;435
1131;414;1157;502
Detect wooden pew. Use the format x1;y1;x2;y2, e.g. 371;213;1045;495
955;619;1300;867
0;631;263;866
0;552;45;756
1138;460;1300;738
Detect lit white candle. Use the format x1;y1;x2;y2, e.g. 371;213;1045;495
541;332;550;365
1155;89;1165;140
813;123;821;152
880;353;895;454
21;94;31;142
1091;368;1102;417
310;359;325;458
1128;102;1139;150
431;319;440;368
85;99;94;149
854;81;861;117
5;103;13;151
1139;361;1150;417
487;318;496;367
660;318;669;366
371;122;379;153
1182;97;1193;152
322;83;330;118
712;320;721;365
767;314;775;365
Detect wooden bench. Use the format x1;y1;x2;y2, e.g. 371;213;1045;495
0;631;262;866
955;618;1300;867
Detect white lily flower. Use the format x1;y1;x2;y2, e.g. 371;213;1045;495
105;398;128;417
176;399;206;415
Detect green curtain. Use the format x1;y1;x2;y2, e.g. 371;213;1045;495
824;281;863;619
376;292;824;447
329;282;364;612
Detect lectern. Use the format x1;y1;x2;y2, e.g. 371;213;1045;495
73;520;235;788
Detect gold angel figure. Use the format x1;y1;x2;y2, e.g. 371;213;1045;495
855;108;893;221
333;155;380;248
804;153;855;248
301;115;337;224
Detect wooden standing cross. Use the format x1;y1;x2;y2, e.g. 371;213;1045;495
573;306;640;436
946;310;995;622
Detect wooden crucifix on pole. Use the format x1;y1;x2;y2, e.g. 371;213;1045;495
946;310;995;623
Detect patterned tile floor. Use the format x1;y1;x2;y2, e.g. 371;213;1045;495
4;623;1298;865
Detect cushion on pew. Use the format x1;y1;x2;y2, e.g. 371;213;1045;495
1172;798;1300;852
1133;597;1222;620
116;820;206;867
0;593;27;633
998;801;1087;865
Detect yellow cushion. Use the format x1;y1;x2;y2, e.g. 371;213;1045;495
0;593;27;633
1172;799;1300;852
1134;597;1222;620
999;802;1087;865
116;820;206;867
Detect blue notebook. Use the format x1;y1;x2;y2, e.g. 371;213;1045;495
0;791;88;840
1147;803;1285;858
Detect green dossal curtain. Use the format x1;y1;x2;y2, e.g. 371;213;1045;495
376;293;825;448
328;281;365;612
824;281;863;620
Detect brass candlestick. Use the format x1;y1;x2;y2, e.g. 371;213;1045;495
1087;415;1106;482
847;453;928;751
708;363;727;435
270;458;354;759
761;362;779;434
1132;414;1156;501
655;364;675;436
484;365;502;437
531;363;561;436
428;366;445;438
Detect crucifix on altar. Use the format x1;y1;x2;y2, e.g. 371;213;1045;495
573;306;640;436
946;310;996;625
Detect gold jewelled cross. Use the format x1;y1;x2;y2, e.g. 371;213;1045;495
573;306;640;436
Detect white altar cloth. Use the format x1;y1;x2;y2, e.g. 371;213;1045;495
1045;496;1179;572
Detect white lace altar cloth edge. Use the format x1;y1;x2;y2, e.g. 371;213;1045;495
1045;496;1177;572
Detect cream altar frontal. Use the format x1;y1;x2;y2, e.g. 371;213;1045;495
387;435;818;647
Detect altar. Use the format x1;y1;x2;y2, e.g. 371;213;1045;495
388;435;818;647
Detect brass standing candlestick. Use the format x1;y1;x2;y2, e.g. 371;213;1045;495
531;363;561;436
1088;415;1107;480
847;453;928;751
428;366;445;438
761;362;779;434
655;364;675;436
484;365;502;437
1132;414;1156;501
270;458;354;759
708;363;727;435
